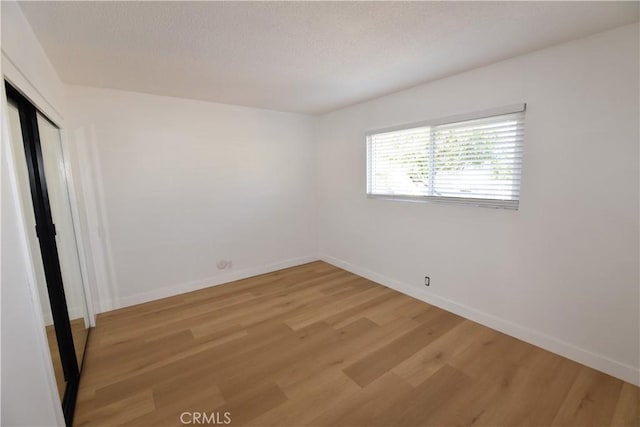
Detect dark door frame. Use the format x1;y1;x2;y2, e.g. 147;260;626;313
6;81;80;427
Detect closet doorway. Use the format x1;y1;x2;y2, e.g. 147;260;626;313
6;82;91;426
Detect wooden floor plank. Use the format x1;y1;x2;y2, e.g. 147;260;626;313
611;382;640;426
247;370;360;426
391;319;495;387
307;372;414;427
552;366;625;426
342;311;464;387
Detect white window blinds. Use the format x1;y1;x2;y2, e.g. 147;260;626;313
366;106;525;209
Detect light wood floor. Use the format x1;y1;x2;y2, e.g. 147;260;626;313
75;261;638;426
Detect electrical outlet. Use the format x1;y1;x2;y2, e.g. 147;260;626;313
424;276;430;286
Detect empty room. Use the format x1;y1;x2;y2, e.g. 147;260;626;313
1;1;639;426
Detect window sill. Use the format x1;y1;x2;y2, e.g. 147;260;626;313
366;194;519;210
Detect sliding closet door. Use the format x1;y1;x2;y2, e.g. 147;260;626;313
7;99;68;398
6;82;90;426
37;113;90;369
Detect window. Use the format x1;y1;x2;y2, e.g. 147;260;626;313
366;104;525;209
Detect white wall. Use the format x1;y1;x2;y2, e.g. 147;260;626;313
65;85;318;311
1;1;67;425
317;23;640;385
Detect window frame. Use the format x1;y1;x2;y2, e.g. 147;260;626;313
365;103;526;210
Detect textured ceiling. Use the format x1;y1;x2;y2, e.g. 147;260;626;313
18;1;640;115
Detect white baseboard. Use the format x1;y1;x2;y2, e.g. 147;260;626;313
97;255;319;313
320;254;640;386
